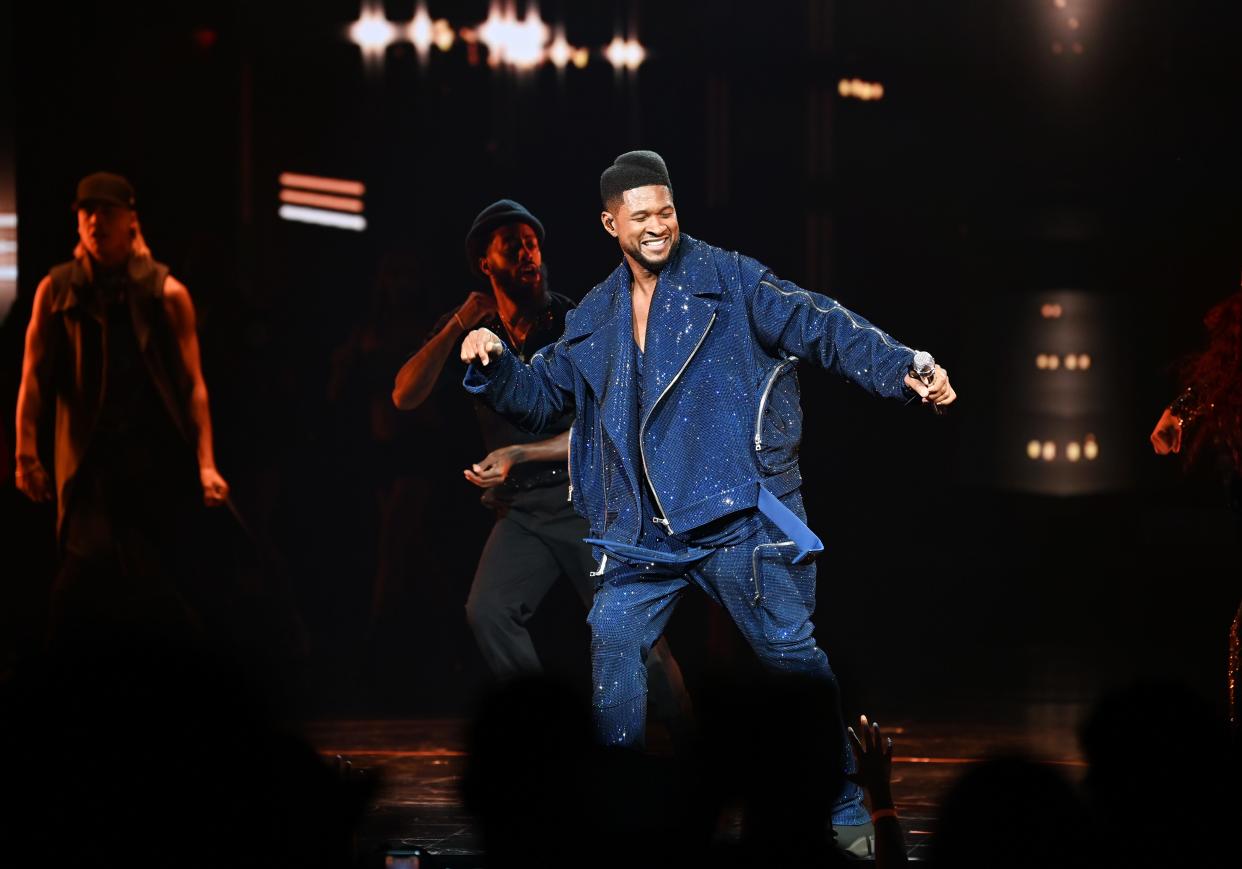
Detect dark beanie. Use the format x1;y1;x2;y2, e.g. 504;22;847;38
600;150;673;208
465;199;545;275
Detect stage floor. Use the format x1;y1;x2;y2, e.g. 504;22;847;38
305;700;1086;864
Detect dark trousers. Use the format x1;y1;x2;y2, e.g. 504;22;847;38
465;484;690;728
50;458;200;648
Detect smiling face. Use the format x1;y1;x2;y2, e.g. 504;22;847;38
601;185;679;276
77;202;136;267
480;221;544;301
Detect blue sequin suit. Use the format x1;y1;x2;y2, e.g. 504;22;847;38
466;234;916;825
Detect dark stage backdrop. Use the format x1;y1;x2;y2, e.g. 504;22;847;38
3;1;1240;716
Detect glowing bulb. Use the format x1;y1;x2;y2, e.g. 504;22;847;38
572;47;590;68
1078;354;1091;370
409;5;433;54
1027;440;1042;460
548;32;572;68
1054;0;1067;8
510;8;549;68
1083;435;1099;460
1047;354;1060;370
433;20;455;52
1066;442;1082;462
1042;441;1057;462
350;5;396;57
1068;17;1080;30
1036;354;1047;370
1065;354;1079;370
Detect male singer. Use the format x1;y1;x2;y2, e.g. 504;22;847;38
459;151;955;849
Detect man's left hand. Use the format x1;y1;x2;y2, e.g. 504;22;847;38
904;364;956;408
465;446;523;489
201;466;230;507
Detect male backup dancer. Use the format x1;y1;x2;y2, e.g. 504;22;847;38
15;172;230;642
393;200;688;726
460;152;955;849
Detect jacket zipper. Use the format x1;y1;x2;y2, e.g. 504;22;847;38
566;423;574;502
754;356;798;452
758;279;903;350
639;311;718;534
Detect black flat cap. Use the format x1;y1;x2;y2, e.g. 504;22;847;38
465;199;545;275
600;150;672;208
72;172;136;211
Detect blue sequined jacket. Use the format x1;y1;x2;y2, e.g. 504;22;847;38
464;234;916;547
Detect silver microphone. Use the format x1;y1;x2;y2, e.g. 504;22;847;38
912;350;942;415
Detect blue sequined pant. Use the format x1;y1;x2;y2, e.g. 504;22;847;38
586;495;867;825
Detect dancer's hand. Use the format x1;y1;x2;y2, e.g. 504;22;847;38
14;458;53;503
1150;407;1183;455
465;446;520;488
461;328;505;366
848;714;896;809
903;364;956;407
200;466;230;507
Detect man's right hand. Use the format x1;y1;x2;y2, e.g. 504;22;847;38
461;328;506;367
456;292;498;331
14;459;53;503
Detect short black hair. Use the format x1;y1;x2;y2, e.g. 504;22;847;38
600;150;673;211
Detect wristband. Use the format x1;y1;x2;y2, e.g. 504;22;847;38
870;807;899;823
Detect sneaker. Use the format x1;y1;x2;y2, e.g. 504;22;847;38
833;820;876;858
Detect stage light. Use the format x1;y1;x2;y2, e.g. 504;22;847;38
548;31;572;68
510;7;549;67
278;206;367;232
1036;354;1048;369
1066;441;1082;462
479;2;549;69
278;173;365;196
1083;434;1099;460
433;19;455;52
606;36;646;70
1041;303;1063;318
1027;440;1042;460
409;4;433;55
572;47;590;69
838;78;885;101
1042;441;1057;462
1068;17;1080;30
279;190;364;213
279;173;366;232
1047;354;1060;370
1054;0;1067;8
350;4;396;58
1077;354;1091;370
1065;354;1079;370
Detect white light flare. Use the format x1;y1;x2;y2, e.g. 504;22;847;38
605;36;646;70
548;31;572;69
409;4;434;57
479;2;550;69
350;4;397;60
279;205;367;232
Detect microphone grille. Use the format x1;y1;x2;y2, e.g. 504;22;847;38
912;350;935;375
